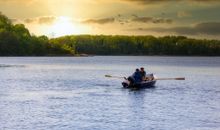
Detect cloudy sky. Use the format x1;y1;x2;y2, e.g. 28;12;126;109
1;0;220;39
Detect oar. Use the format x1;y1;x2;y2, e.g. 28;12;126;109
105;75;185;80
154;77;185;80
105;75;126;79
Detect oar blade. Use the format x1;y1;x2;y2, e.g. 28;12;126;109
105;75;112;77
175;77;185;80
105;75;125;79
155;77;186;80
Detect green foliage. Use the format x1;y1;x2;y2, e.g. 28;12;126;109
0;12;220;56
0;12;73;56
51;35;220;56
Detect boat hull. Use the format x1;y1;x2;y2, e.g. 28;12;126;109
122;73;156;89
122;80;156;89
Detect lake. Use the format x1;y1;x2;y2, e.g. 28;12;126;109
0;56;220;130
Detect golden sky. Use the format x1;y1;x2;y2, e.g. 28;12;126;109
1;0;220;39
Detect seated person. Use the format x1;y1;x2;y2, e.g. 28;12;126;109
131;68;142;83
140;67;146;81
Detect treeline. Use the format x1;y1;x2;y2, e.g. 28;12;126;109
52;35;220;56
0;12;73;56
1;12;220;56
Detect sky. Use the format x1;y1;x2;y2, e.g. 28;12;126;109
1;0;220;39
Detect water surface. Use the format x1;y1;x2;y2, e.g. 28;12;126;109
0;56;220;130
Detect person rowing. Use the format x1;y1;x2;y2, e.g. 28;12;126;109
140;67;146;80
140;67;154;81
127;68;142;85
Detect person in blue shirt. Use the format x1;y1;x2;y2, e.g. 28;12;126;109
127;68;142;85
132;68;142;83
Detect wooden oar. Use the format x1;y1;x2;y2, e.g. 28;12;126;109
105;75;126;79
106;74;185;80
154;77;185;80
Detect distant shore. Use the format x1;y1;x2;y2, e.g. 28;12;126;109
0;55;219;57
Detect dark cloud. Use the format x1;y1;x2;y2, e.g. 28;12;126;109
24;18;36;24
177;11;192;18
121;0;165;4
195;22;220;35
191;0;219;2
10;18;18;23
118;14;122;17
130;22;220;35
82;15;172;25
120;0;219;4
24;16;56;24
132;14;138;18
132;16;173;24
82;18;115;24
38;16;56;24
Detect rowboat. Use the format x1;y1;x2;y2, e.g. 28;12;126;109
105;74;184;89
122;74;156;89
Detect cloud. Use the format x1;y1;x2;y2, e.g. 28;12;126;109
82;18;115;24
120;0;164;4
0;0;37;2
10;18;18;23
195;22;220;35
118;0;219;4
120;0;218;4
130;22;220;35
173;0;217;1
24;18;36;24
81;15;172;25
24;16;57;24
177;11;192;18
38;16;56;24
0;0;37;4
131;16;173;24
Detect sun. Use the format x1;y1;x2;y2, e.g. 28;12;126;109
49;16;79;37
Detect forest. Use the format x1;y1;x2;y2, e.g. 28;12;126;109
1;12;220;56
0;12;73;56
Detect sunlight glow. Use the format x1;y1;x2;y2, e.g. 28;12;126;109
49;16;81;37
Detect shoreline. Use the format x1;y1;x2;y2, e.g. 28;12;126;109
0;55;219;57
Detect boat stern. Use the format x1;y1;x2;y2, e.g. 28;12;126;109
122;80;130;88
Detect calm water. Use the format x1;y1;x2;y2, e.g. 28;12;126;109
0;56;220;130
